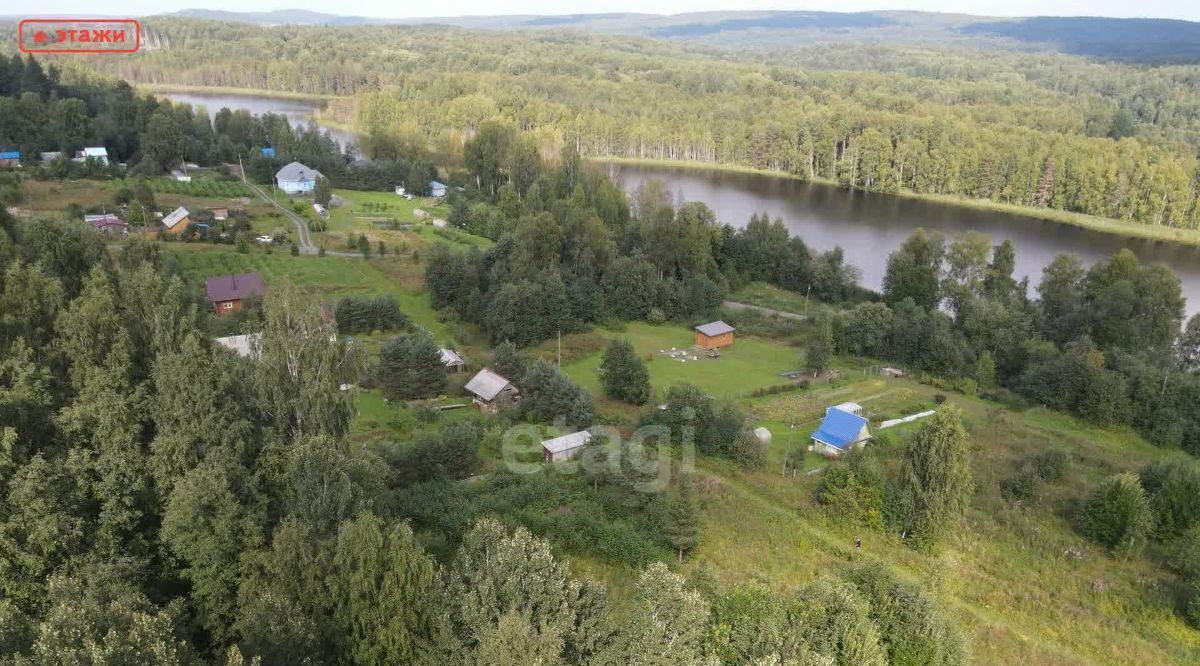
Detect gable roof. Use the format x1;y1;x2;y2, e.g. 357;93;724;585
214;333;262;359
0;151;19;160
83;147;108;158
429;180;446;188
695;320;735;337
811;407;870;450
440;348;465;367
465;368;512;401
205;273;267;303
275;161;322;183
542;430;592;455
163;206;190;229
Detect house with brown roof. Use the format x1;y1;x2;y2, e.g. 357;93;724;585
205;273;267;315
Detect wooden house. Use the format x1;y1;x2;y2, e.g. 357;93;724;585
162;206;192;235
810;406;872;456
694;320;735;350
205;273;267;315
464;368;518;412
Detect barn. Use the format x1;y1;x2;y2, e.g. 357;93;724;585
464;368;519;412
694;320;735;350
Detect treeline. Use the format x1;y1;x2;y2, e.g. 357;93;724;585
0;54;435;192
826;228;1200;454
426;123;863;348
65;18;1200;230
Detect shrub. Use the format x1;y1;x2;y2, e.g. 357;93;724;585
999;466;1037;503
818;450;884;529
1139;456;1200;537
1077;473;1154;557
1033;450;1068;481
731;430;766;471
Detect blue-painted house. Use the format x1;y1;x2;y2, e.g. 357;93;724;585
811;402;871;456
429;180;447;198
0;151;20;168
275;161;323;195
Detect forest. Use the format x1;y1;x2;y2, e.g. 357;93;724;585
35;16;1200;231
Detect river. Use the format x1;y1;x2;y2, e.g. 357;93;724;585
607;163;1200;317
160;91;1199;317
159;91;359;154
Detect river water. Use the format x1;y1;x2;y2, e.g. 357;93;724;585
160;91;1199;317
607;163;1200;317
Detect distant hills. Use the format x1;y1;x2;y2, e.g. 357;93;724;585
159;9;1200;64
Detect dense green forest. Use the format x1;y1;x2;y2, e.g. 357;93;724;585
41;17;1200;231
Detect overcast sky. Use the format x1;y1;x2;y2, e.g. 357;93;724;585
23;0;1200;23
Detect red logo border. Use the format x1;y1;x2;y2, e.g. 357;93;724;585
18;18;141;54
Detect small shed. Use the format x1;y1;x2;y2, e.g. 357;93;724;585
261;147;276;157
162;206;192;234
0;151;20;168
40;151;62;163
464;368;519;412
211;208;229;221
440;348;466;372
811;406;872;456
429;181;447;198
542;430;592;463
881;367;904;378
753;426;772;444
694;320;735;350
395;186;406;196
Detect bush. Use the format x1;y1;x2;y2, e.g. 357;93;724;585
1139;456;1200;537
731;430;766;471
818;451;884;529
1077;473;1154;557
999;466;1037;503
1032;450;1068;481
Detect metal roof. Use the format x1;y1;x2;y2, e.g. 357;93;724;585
440;348;465;366
205;273;267;303
811;407;870;450
695;320;735;337
542;430;592;454
275;161;323;183
163;206;190;229
465;368;512;401
214;333;262;359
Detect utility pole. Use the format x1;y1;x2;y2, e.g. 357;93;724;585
804;284;811;317
557;330;562;369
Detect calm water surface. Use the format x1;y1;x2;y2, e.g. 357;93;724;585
160;92;358;154
160;91;1200;317
608;163;1200;317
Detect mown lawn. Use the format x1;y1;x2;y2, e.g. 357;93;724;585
558;322;803;403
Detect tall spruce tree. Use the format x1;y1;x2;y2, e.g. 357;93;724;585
666;473;700;561
378;329;446;401
598;337;650;405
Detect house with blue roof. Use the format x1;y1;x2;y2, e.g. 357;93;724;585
811;402;871;456
0;151;20;168
429;180;447;198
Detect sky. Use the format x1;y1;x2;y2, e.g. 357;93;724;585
20;0;1200;23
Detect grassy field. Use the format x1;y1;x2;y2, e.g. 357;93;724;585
557;322;803;404
545;318;1199;664
166;244;451;340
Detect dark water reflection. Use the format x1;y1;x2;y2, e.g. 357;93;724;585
608;163;1200;317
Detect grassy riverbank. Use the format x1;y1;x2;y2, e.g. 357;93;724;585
596;156;1200;248
139;83;342;101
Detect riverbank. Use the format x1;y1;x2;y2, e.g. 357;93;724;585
595;156;1200;248
139;83;343;102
